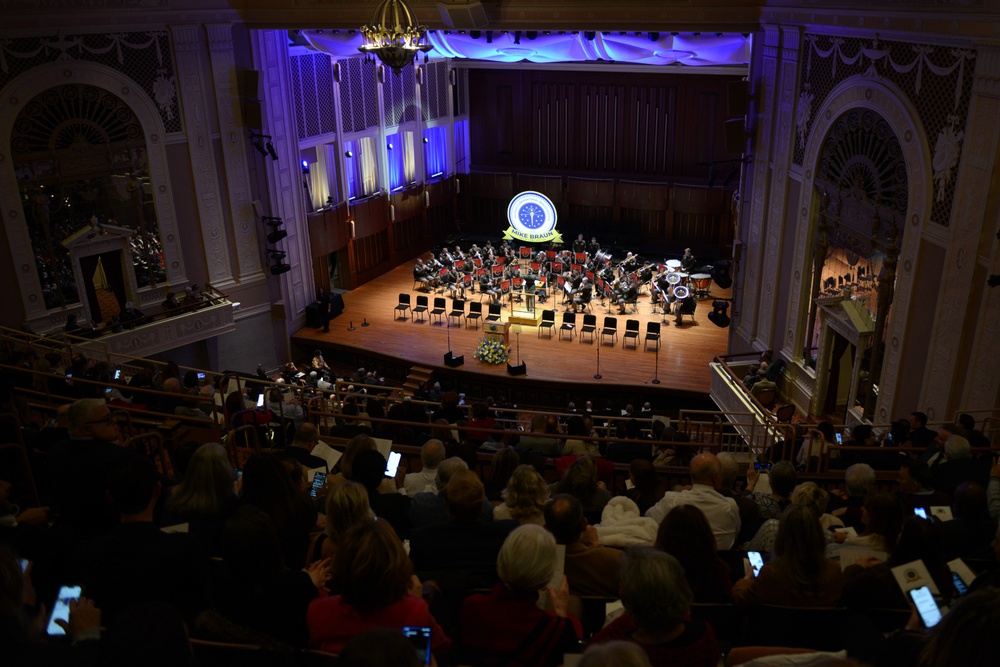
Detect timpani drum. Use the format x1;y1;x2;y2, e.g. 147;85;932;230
666;259;682;271
676;272;689;285
690;273;712;298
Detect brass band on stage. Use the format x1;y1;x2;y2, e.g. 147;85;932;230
411;235;706;320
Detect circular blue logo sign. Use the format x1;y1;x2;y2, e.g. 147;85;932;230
505;191;560;243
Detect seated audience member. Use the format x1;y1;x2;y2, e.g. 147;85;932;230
160;442;237;555
544;493;623;598
551;456;612;522
307;519;451;656
72;454;209;626
645;453;741;550
896;459;950;513
606;420;654;463
48;398;128;538
932;435;990;497
409;471;516;591
338;627;424;667
352;449;412;541
200;506;328;647
744;482;843;554
266;387;304;430
918;588;1000;667
590;548;720;665
431;391;466;424
717;452;765;545
906;410;937;451
562;415;600;457
936;482;997;562
733;505;843;607
239;452;317;570
465;401;496;444
841;516;951;610
403;440;445;497
958;413;990;449
835;492;903;555
625;459;663;516
460;524;582;667
517;413;562;458
578;640;653;667
278;423;329;472
328;402;373;439
830;463;877;531
795;421;836;470
306;481;373;567
483;446;519;502
328;434;394;495
744;460;796;520
494;464;550;525
654;505;733;603
410;457;492;529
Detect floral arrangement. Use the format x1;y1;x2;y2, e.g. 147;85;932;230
473;337;509;365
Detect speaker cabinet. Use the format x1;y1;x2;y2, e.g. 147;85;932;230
437;2;489;29
724;118;746;155
444;352;464;367
727;80;749;117
506;362;527;376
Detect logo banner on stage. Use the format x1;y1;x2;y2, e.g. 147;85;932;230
504;191;562;244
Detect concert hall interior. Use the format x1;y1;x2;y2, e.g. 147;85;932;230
1;1;999;422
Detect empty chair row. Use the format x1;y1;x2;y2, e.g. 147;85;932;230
538;311;660;350
395;294;501;329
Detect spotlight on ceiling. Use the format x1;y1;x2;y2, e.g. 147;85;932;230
708;300;731;328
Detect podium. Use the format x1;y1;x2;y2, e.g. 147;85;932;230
484;321;510;346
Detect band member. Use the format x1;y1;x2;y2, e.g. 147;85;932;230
572;277;593;312
453;245;466;261
479;272;498;302
616;276;639;314
681;247;697;272
672;289;696;325
413;259;430;291
572;233;587;254
621;252;638;273
439;247;455;266
588;237;601;257
483;240;495;259
427;252;442;269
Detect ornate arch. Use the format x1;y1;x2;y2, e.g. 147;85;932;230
785;74;934;423
0;60;185;326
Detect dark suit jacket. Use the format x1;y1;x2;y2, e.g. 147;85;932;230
72;521;209;625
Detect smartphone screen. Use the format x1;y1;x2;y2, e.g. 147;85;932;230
402;626;432;665
18;558;29;572
385;451;402;478
909;585;942;628
835;433;843;445
310;472;327;498
256;394;265;408
197;372;206;380
914;507;928;519
748;551;764;578
951;570;968;597
887;432;894;444
46;585;82;636
114;369;121;380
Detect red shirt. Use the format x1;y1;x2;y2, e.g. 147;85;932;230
307;594;451;655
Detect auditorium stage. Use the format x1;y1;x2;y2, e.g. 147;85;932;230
291;263;732;396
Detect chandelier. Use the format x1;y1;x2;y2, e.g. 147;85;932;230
358;0;432;73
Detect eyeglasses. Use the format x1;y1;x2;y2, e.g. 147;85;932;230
85;414;116;426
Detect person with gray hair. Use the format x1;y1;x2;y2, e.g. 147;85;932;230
830;463;876;531
590;548;720;665
579;641;652;667
409;457;492;528
460;524;582;666
402;439;445;497
932;434;990;497
645;453;741;549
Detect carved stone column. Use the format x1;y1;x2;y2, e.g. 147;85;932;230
921;44;1000;421
206;23;265;284
170;24;235;288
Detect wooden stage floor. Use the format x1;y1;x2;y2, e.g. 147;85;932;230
292;263;732;395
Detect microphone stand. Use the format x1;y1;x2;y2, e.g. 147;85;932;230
651;339;661;384
594;343;602;380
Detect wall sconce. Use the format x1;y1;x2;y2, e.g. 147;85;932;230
423;191;430;208
389;203;395;222
349;218;356;238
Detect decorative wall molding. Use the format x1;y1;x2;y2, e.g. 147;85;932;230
0;60;185;325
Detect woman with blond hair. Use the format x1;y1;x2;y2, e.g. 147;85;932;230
306;481;373;568
494;465;550;525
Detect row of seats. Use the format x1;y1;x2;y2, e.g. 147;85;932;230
394;294;497;328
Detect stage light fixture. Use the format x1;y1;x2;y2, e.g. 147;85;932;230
270;263;291;275
266;140;279;161
267;229;288;244
301;160;310;174
708;300;731;328
712;260;733;289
